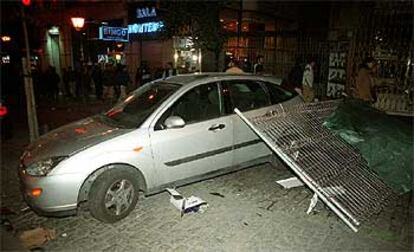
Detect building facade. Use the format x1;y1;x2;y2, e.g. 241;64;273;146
31;0;412;109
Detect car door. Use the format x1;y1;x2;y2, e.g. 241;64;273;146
149;82;233;185
222;80;274;166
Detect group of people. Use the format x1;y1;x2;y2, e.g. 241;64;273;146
34;55;377;105
32;66;61;101
32;63;133;104
224;55;317;102
288;56;380;103
135;61;177;87
61;63;131;103
34;61;182;105
225;54;379;104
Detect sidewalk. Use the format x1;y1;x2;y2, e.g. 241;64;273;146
1;100;413;251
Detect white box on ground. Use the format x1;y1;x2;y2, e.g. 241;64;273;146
276;177;304;189
166;188;207;213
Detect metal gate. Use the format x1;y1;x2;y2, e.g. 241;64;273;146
235;100;396;232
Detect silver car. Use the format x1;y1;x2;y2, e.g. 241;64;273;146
19;73;301;223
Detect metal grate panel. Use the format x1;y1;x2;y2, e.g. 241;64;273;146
235;100;396;232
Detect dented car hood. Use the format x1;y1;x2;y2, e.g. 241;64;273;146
22;115;132;167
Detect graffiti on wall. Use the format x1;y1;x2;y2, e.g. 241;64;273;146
327;42;348;98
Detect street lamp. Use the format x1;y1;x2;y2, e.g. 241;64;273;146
71;17;85;31
71;16;86;65
1;35;11;42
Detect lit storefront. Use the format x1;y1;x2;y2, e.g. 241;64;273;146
173;37;202;73
126;3;202;79
127;4;168;79
95;25;129;65
220;5;296;75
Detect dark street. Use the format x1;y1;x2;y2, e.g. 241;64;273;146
1;0;413;251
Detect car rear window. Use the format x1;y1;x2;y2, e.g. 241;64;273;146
264;82;296;104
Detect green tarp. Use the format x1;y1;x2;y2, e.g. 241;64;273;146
323;99;413;194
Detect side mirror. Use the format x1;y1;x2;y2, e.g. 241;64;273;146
164;116;186;129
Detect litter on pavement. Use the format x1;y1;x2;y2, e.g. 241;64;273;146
209;192;225;198
166;188;207;216
276;177;304;189
19;227;56;249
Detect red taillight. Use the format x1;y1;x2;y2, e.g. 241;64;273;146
0;106;8;117
22;0;31;6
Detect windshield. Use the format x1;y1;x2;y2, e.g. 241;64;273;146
104;82;180;128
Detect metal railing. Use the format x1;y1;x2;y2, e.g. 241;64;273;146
235;100;396;232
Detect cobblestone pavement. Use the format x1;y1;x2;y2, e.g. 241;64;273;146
1;103;413;251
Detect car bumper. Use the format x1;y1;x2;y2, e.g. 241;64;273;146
19;167;84;216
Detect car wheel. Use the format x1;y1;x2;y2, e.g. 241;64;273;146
88;167;140;223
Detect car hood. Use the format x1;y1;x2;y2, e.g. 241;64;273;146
21;115;132;167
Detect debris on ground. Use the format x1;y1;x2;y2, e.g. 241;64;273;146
1;227;26;251
20;206;30;213
19;227;56;249
266;201;277;211
209;192;225;198
1;217;14;232
0;207;17;216
276;177;304;189
166;188;208;216
1;207;16;232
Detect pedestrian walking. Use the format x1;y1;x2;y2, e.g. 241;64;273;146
162;62;177;79
253;55;264;75
135;62;151;88
141;62;152;86
115;64;131;102
354;57;377;102
62;68;71;98
282;58;304;93
45;66;60;101
102;64;115;103
241;57;252;73
225;60;244;74
92;64;103;100
80;66;92;102
67;67;76;98
302;58;316;103
74;65;83;99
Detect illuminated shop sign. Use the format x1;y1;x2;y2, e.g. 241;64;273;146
99;26;129;42
136;7;157;19
128;21;163;34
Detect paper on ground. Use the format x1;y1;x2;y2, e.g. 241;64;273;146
276;177;304;189
166;188;206;212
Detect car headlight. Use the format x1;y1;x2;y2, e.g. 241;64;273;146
25;156;67;176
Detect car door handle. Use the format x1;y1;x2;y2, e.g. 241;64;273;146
208;124;225;131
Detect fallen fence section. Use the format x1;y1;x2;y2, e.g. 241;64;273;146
235;100;396;232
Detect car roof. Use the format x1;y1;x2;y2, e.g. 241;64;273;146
162;72;283;86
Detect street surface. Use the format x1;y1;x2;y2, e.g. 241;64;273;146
1;100;413;251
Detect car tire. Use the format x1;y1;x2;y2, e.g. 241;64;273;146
88;167;140;223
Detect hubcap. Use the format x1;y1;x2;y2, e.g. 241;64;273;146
104;179;134;216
